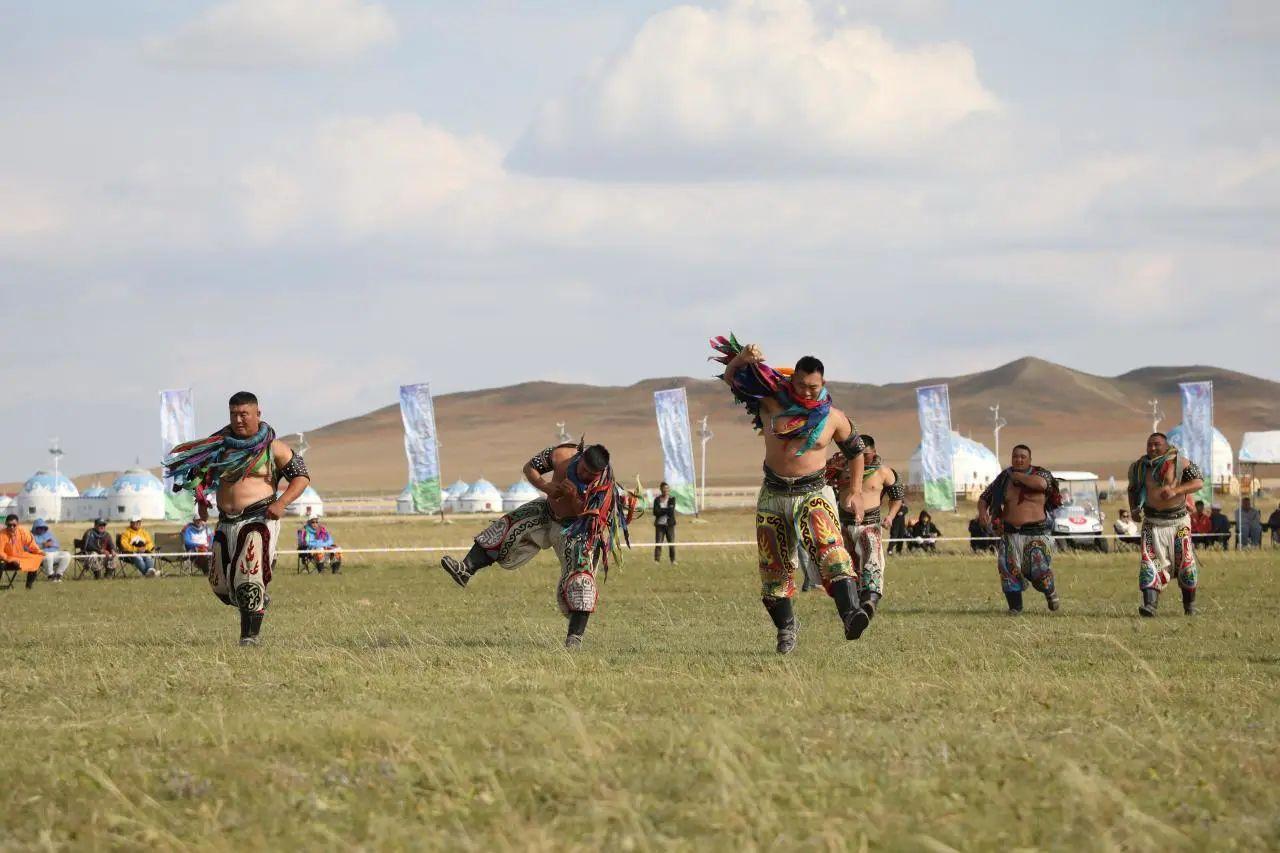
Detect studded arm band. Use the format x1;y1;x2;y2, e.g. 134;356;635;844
280;453;310;482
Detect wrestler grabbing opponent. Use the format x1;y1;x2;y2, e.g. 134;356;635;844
165;392;310;646
826;434;903;624
440;441;632;649
712;334;869;654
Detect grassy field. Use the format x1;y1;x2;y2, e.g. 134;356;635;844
3;509;1279;851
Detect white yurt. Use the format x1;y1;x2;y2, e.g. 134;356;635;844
0;494;15;517
1165;424;1235;487
107;468;166;521
65;485;110;522
396;485;416;515
458;478;502;513
17;470;79;522
287;485;325;518
502;480;541;511
442;479;470;513
908;433;1003;496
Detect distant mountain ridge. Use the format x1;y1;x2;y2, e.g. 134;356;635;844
12;358;1279;495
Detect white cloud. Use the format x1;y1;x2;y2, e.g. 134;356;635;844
509;0;998;178
145;0;397;67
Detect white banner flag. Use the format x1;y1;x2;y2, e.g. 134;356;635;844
654;388;697;514
1178;381;1213;504
916;384;956;512
160;388;195;519
400;383;442;513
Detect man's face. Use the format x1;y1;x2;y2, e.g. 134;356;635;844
1010;447;1031;470
576;458;602;482
130;520;141;530
1147;434;1168;458
790;369;825;402
1243;499;1252;510
94;523;106;534
1195;503;1204;513
194;519;205;529
1119;511;1129;520
862;446;876;464
4;519;16;532
229;403;261;438
660;484;670;496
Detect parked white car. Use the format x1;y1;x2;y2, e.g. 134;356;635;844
1052;471;1108;552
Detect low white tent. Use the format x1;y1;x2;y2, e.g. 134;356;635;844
1239;431;1280;464
107;468;166;521
502;480;541;511
64;486;110;522
1166;424;1234;486
287;485;324;518
458;478;502;513
908;433;1003;495
396;486;416;515
17;470;79;522
442;480;470;513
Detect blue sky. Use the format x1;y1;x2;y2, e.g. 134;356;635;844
1;0;1277;480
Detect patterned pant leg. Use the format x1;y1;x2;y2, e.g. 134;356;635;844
1021;534;1055;595
211;525;235;606
229;520;276;615
756;492;797;601
552;525;597;616
1139;523;1172;592
797;487;855;594
1173;523;1197;590
853;523;885;597
998;534;1025;593
474;499;555;570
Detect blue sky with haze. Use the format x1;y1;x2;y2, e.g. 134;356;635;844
1;0;1276;480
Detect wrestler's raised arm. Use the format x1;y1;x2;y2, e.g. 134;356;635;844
1009;470;1049;492
721;343;783;416
268;440;310;519
523;445;576;495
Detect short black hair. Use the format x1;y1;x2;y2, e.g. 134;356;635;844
1149;432;1168;441
659;481;669;489
228;391;259;407
1195;500;1205;508
793;356;824;377
860;434;875;449
1012;444;1031;456
583;444;610;471
4;514;17;523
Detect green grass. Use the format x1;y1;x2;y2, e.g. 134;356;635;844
3;510;1279;851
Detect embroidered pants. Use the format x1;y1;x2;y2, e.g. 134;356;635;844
212;514;278;614
473;498;599;616
1140;515;1197;592
756;482;854;600
998;530;1055;595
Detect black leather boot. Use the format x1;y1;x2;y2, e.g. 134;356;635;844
832;579;869;640
1139;588;1159;617
1181;586;1196;615
860;591;882;622
565;611;590;650
1005;590;1023;615
763;597;797;654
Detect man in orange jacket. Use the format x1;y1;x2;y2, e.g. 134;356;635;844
2;513;45;590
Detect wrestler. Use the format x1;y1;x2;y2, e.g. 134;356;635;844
439;441;631;649
978;444;1063;615
826;434;903;623
164;391;311;645
1127;432;1204;616
711;334;868;655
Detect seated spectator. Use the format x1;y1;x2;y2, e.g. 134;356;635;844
300;515;342;573
181;516;212;574
1209;504;1232;551
908;511;940;553
1189;501;1212;545
2;513;45;589
1236;498;1263;549
31;518;71;582
968;515;996;553
117;516;159;578
1269;504;1280;548
1113;509;1141;549
80;518;121;579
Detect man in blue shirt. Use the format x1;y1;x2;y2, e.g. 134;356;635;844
300;516;342;573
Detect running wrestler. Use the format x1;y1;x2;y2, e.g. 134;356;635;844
164;391;310;646
439;441;631;649
977;444;1063;615
826;434;903;624
1127;432;1204;617
711;334;869;654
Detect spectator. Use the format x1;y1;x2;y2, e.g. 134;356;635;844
908;511;940;553
1189;500;1212;546
1269;504;1280;548
1;513;44;589
1113;509;1141;549
652;481;677;564
888;503;910;554
968;515;996;553
1236;498;1263;549
117;516;159;577
31;518;71;582
1209;504;1232;551
181;516;212;574
300;515;342;574
80;518;120;579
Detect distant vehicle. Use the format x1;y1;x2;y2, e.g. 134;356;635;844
1052;471;1107;552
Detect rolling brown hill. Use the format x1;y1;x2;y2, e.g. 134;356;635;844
13;358;1278;495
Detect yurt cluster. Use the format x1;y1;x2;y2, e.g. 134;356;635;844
397;478;540;515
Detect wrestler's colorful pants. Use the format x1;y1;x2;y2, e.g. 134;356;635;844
1140;514;1197;592
212;512;278;615
998;529;1055;595
473;498;598;616
842;519;885;598
756;482;854;600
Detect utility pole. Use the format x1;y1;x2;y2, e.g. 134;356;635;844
697;415;713;514
989;403;1007;460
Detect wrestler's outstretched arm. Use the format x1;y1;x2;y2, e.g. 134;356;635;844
268;440;310;519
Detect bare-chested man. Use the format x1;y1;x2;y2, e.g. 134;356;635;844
978;444;1063;615
164;392;310;645
711;335;869;654
826;434;903;624
1127;432;1204;617
439;442;632;649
